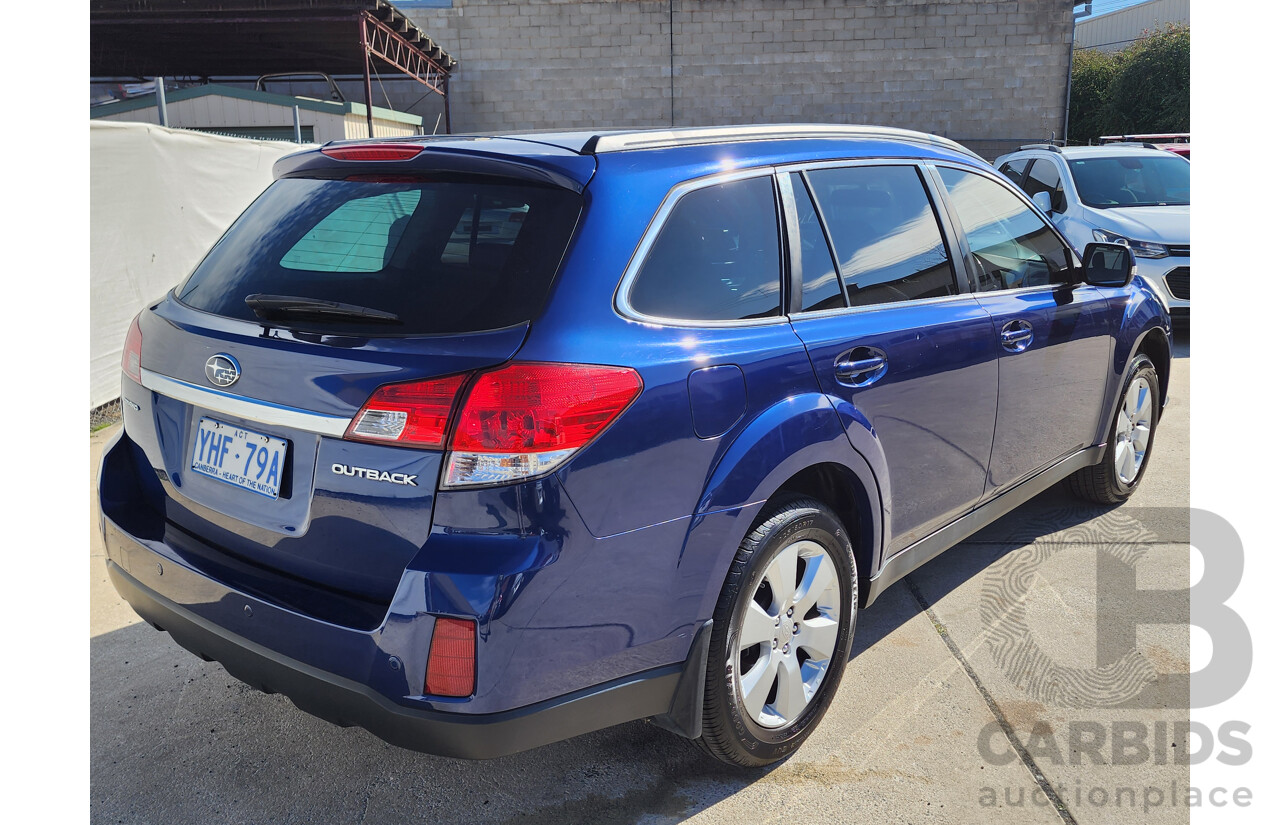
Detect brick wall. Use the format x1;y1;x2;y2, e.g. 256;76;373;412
386;1;1074;158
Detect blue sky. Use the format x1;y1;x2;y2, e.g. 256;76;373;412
1076;0;1155;20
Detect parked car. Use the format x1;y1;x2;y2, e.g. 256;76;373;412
99;125;1170;767
1099;133;1190;159
994;143;1190;321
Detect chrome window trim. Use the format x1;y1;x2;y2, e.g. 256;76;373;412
772;157;933;176
971;283;1090;300
140;368;352;437
788;291;983;321
614;166;793;329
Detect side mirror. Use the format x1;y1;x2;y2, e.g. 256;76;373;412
1080;242;1136;287
1032;191;1054;214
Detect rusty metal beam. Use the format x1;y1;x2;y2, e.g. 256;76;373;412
360;11;449;99
360;17;374;138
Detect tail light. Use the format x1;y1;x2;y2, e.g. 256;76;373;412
425;617;476;697
444;363;643;488
122;315;143;383
345;373;470;449
320;143;424;161
345;362;643;488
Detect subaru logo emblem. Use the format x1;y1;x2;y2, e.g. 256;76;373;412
205;354;241;388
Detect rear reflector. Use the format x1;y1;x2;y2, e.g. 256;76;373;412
346;373;470;449
320;143;424;162
425;617;476;697
444;362;642;488
122;315;143;383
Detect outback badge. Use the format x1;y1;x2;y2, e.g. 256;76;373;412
332;463;418;487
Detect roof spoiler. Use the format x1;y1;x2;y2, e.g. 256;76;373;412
272;141;595;193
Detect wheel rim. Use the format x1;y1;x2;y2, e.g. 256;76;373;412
1114;376;1153;486
734;539;843;729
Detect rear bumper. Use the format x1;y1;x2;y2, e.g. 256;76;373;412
104;541;687;759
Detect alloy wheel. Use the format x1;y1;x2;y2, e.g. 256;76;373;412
734;539;843;728
1114;376;1153;485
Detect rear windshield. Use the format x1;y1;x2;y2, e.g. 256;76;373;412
1066;155;1190;208
177;178;582;335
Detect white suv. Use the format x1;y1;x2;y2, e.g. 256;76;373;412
994;144;1190;320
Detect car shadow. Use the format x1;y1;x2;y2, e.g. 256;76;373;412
91;616;771;825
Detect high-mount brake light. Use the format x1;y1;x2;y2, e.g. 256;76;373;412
443;362;643;488
320;143;424;162
343;174;429;183
122;315;143;383
345;373;471;449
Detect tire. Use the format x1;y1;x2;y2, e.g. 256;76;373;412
697;497;857;767
1068;354;1160;504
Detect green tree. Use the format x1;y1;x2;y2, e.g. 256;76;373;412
1069;23;1190;144
1069;47;1121;144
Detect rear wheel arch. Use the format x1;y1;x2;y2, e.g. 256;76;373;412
694;395;885;613
758;463;878;609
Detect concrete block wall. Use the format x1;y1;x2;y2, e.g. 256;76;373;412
394;1;1074;157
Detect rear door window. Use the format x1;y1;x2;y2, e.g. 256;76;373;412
806;165;957;308
997;158;1030;185
177;178;581;336
628;176;782;322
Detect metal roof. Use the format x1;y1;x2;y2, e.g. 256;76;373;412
89;83;424;126
90;1;456;79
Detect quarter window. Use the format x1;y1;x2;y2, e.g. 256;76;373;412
937;167;1072;291
806;165;957;308
629;176;782;322
789;173;845;312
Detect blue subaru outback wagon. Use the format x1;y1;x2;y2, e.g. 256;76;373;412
99;124;1169;766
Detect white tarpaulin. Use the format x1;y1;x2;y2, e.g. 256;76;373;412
90;121;312;409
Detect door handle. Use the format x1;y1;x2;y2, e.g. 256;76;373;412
1000;320;1034;352
834;348;888;387
835;356;886;376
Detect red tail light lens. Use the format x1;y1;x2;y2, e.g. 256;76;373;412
320;143;424;161
345;373;470;449
122;315;143;383
444;363;642;487
425;617;476;697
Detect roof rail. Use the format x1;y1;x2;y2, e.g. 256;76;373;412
1018;143;1063;153
584;124;985;162
1095;141;1163;150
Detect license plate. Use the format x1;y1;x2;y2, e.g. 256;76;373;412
190;417;288;499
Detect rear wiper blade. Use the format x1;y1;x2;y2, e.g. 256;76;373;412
244;294;401;324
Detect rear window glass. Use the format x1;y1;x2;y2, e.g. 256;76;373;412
628;176;782;322
178;178;581;335
280;190;422;273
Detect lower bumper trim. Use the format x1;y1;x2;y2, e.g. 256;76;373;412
107;560;681;759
